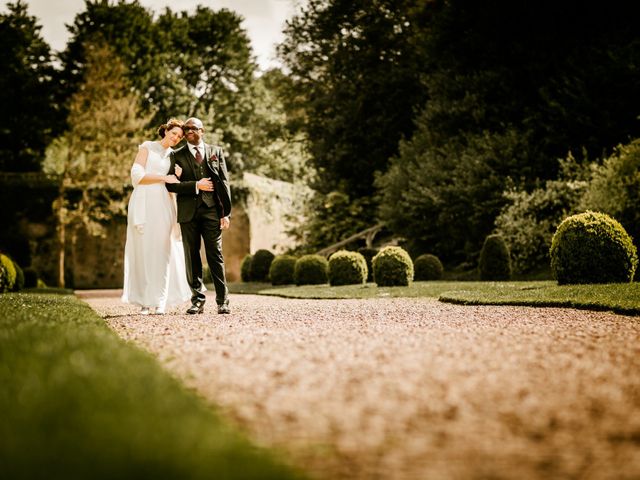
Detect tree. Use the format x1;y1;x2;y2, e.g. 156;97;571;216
0;1;60;171
46;41;150;287
279;0;432;198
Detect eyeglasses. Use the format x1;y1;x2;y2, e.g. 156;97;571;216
183;126;202;132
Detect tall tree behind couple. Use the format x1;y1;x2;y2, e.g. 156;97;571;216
122;118;232;315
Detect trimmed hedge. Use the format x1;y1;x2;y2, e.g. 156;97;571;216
357;247;378;282
414;254;444;281
550;211;638;284
250;250;275;282
372;246;413;287
478;234;512;281
269;255;297;285
294;255;328;285
240;254;252;282
0;254;16;293
328;250;367;286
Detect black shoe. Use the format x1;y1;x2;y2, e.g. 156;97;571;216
187;301;205;314
217;303;231;314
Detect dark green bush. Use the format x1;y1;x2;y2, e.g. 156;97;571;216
269;255;297;285
250;249;275;282
23;267;38;288
550;211;638;284
357;247;378;282
372;246;414;287
0;254;16;292
11;260;24;292
414;254;444;281
240;254;252;282
328;250;367;286
478;234;512;281
294;254;328;285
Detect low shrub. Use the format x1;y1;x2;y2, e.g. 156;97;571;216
11;260;24;292
0;254;16;292
240;254;252;282
294;255;328;285
357;247;378;282
269;255;297;285
414;254;444;281
250;249;275;282
550;211;638;284
328;250;367;286
478;234;512;281
372;246;413;287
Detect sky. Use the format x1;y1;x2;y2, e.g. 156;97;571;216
0;0;302;70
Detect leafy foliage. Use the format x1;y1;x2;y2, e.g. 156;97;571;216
294;254;328;285
495;156;588;274
413;254;443;281
240;254;252;282
250;250;275;282
580;140;640;247
372;246;413;287
0;254;16;292
0;1;60;171
550;211;638;285
328;250;367;286
478;234;512;281
269;255;297;286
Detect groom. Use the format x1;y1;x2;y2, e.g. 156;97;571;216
166;117;232;314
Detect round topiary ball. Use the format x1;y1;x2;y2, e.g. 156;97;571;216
550;211;638;284
357;247;378;282
11;260;24;292
328;250;367;286
240;254;252;282
372;246;414;287
250;249;275;282
478;234;512;281
0;254;17;292
269;255;297;285
294;254;328;285
414;254;444;281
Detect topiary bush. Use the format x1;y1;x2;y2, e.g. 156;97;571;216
0;262;7;293
294;254;328;285
0;254;17;292
478;234;512;281
269;255;297;285
357;247;378;282
414;254;444;281
11;260;24;292
550;211;638;285
240;254;252;282
328;250;367;286
372;246;414;287
250;249;275;282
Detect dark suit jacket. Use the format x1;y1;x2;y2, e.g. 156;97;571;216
166;143;232;223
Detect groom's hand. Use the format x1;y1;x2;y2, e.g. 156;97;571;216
220;216;230;230
196;178;214;191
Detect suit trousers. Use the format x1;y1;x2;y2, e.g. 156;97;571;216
179;204;228;306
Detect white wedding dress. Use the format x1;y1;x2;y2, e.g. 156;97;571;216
121;140;192;311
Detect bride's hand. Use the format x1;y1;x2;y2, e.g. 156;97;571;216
164;175;180;184
174;164;182;178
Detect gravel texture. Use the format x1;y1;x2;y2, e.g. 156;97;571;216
80;290;640;480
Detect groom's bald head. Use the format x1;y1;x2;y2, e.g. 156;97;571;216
183;117;205;145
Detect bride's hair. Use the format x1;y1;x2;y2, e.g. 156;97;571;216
157;118;184;138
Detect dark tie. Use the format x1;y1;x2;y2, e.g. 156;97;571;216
194;146;203;164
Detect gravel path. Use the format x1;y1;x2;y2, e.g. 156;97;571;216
80;291;640;480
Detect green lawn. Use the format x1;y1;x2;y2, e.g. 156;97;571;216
229;280;640;315
0;293;303;480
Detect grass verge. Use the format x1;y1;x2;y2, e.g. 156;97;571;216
438;281;640;315
0;293;303;480
230;280;640;315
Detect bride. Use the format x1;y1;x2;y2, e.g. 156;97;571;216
121;118;192;314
